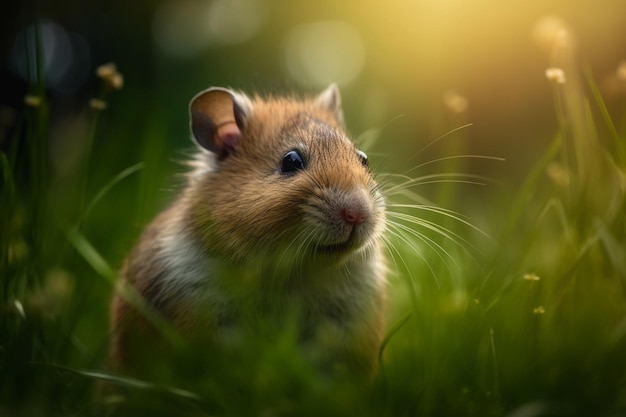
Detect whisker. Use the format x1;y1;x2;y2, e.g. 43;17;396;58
387;204;492;242
381;231;430;299
396;179;487;188
385;221;442;289
386;212;486;274
387;211;479;255
387;219;459;276
385;188;435;208
405;155;505;176
379;234;403;281
382;173;491;196
410;123;474;159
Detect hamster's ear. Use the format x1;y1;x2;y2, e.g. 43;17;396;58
315;83;344;128
189;87;253;156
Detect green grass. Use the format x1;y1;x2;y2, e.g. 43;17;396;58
2;50;626;417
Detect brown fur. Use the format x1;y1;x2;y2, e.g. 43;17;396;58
110;86;387;379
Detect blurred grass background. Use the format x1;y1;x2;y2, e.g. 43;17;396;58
1;0;626;416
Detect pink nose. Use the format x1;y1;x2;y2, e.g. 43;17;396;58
341;207;368;225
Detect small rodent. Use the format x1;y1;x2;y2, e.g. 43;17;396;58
110;85;387;378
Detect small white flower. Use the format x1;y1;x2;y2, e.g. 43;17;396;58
96;62;118;79
545;67;566;84
109;72;124;90
96;62;124;90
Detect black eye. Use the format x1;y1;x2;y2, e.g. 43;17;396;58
356;149;368;167
280;150;306;174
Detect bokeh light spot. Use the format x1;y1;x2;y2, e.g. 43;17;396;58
532;16;576;54
11;20;91;95
153;0;266;58
283;21;366;87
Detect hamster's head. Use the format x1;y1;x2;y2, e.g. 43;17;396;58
187;85;385;272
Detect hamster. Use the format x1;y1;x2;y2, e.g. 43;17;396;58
110;84;387;379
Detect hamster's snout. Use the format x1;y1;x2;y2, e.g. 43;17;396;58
309;186;379;255
339;189;372;226
341;207;367;225
325;188;376;246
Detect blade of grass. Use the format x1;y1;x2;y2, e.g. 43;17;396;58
1;152;15;198
500;133;562;238
595;219;626;276
585;68;626;167
378;310;412;362
80;162;144;226
46;364;202;401
65;227;117;283
489;327;500;403
64;227;182;348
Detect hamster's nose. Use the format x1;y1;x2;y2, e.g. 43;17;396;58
341;206;368;225
336;188;373;226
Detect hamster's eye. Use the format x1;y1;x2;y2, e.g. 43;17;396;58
356;149;369;167
280;150;306;174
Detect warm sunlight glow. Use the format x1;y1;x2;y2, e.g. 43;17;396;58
283;21;365;87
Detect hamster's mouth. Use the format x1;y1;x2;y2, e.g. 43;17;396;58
317;239;353;254
316;230;361;255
